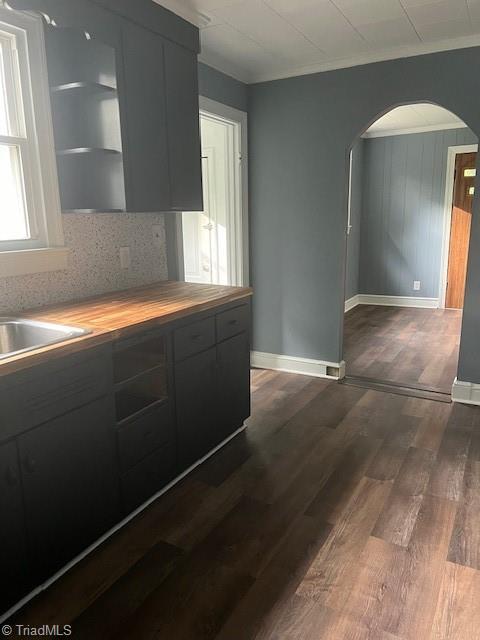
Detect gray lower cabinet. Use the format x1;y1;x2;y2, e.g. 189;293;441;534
18;396;120;582
175;303;251;471
0;441;30;611
217;331;251;443
0;299;251;614
175;346;218;470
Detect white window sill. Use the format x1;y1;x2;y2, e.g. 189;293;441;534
0;247;69;278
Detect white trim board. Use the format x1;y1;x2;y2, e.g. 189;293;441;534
452;378;480;406
251;351;346;380
344;294;439;312
362;122;467;139
0;424;247;624
439;144;478;309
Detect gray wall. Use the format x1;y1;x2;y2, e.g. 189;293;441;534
359;127;477;299
345;139;364;300
248;46;480;382
198;62;248;112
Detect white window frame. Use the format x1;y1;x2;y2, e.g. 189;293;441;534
0;5;67;277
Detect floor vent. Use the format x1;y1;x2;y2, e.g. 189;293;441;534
339;375;452;403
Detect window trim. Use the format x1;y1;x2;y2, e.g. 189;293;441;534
0;6;67;276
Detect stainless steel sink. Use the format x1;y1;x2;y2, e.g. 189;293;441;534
0;318;91;360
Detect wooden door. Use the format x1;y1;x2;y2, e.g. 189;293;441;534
445;152;476;309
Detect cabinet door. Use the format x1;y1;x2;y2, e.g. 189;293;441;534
0;441;30;611
175;347;217;470
217;332;251;443
122;22;170;212
18;397;119;581
164;40;203;211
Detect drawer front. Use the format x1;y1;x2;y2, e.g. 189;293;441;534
121;444;176;514
216;304;250;343
14;354;110;431
174;316;215;361
118;402;173;472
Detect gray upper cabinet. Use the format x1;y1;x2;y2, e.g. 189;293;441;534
164;40;203;212
122;22;171;212
9;0;203;214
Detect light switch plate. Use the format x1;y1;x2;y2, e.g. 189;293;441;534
120;246;131;269
413;280;421;291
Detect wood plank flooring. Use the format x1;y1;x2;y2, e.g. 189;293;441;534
343;305;462;393
9;369;480;639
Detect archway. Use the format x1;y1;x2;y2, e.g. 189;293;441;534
342;102;478;397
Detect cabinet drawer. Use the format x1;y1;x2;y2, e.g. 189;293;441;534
13;353;110;431
121;444;176;513
216;304;250;343
118;401;173;472
174;316;215;361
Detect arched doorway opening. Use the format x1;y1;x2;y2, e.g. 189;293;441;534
342;103;478;397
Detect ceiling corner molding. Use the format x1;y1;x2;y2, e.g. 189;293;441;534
249;33;480;84
152;0;210;28
363;122;468;139
198;52;252;84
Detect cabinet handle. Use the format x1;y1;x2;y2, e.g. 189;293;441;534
5;466;18;487
191;334;202;341
24;456;36;474
228;319;238;326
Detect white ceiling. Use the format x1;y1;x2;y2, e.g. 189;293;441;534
155;0;480;83
363;103;466;137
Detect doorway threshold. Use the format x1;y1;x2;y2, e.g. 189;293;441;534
339;375;452;403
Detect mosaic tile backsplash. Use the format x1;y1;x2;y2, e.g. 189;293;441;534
0;212;169;314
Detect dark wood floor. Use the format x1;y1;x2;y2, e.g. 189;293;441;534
10;369;480;639
344;305;462;393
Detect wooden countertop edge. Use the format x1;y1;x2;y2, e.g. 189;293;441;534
0;285;253;378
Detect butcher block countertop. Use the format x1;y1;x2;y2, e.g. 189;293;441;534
0;281;253;377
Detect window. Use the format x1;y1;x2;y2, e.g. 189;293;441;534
0;6;67;277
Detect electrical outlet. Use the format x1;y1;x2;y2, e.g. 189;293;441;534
413;280;421;291
152;224;163;249
120;246;131;269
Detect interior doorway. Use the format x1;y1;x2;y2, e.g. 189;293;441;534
342;103;477;398
443;148;477;309
181;97;248;287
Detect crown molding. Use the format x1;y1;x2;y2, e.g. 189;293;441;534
152;0;211;28
248;33;480;84
363;121;468;139
198;51;253;84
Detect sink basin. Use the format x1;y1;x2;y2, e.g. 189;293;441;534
0;318;91;360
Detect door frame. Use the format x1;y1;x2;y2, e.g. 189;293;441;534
176;96;249;286
439;143;478;308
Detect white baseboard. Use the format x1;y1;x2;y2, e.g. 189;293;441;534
451;377;480;405
345;294;361;312
345;294;439;311
251;351;345;380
